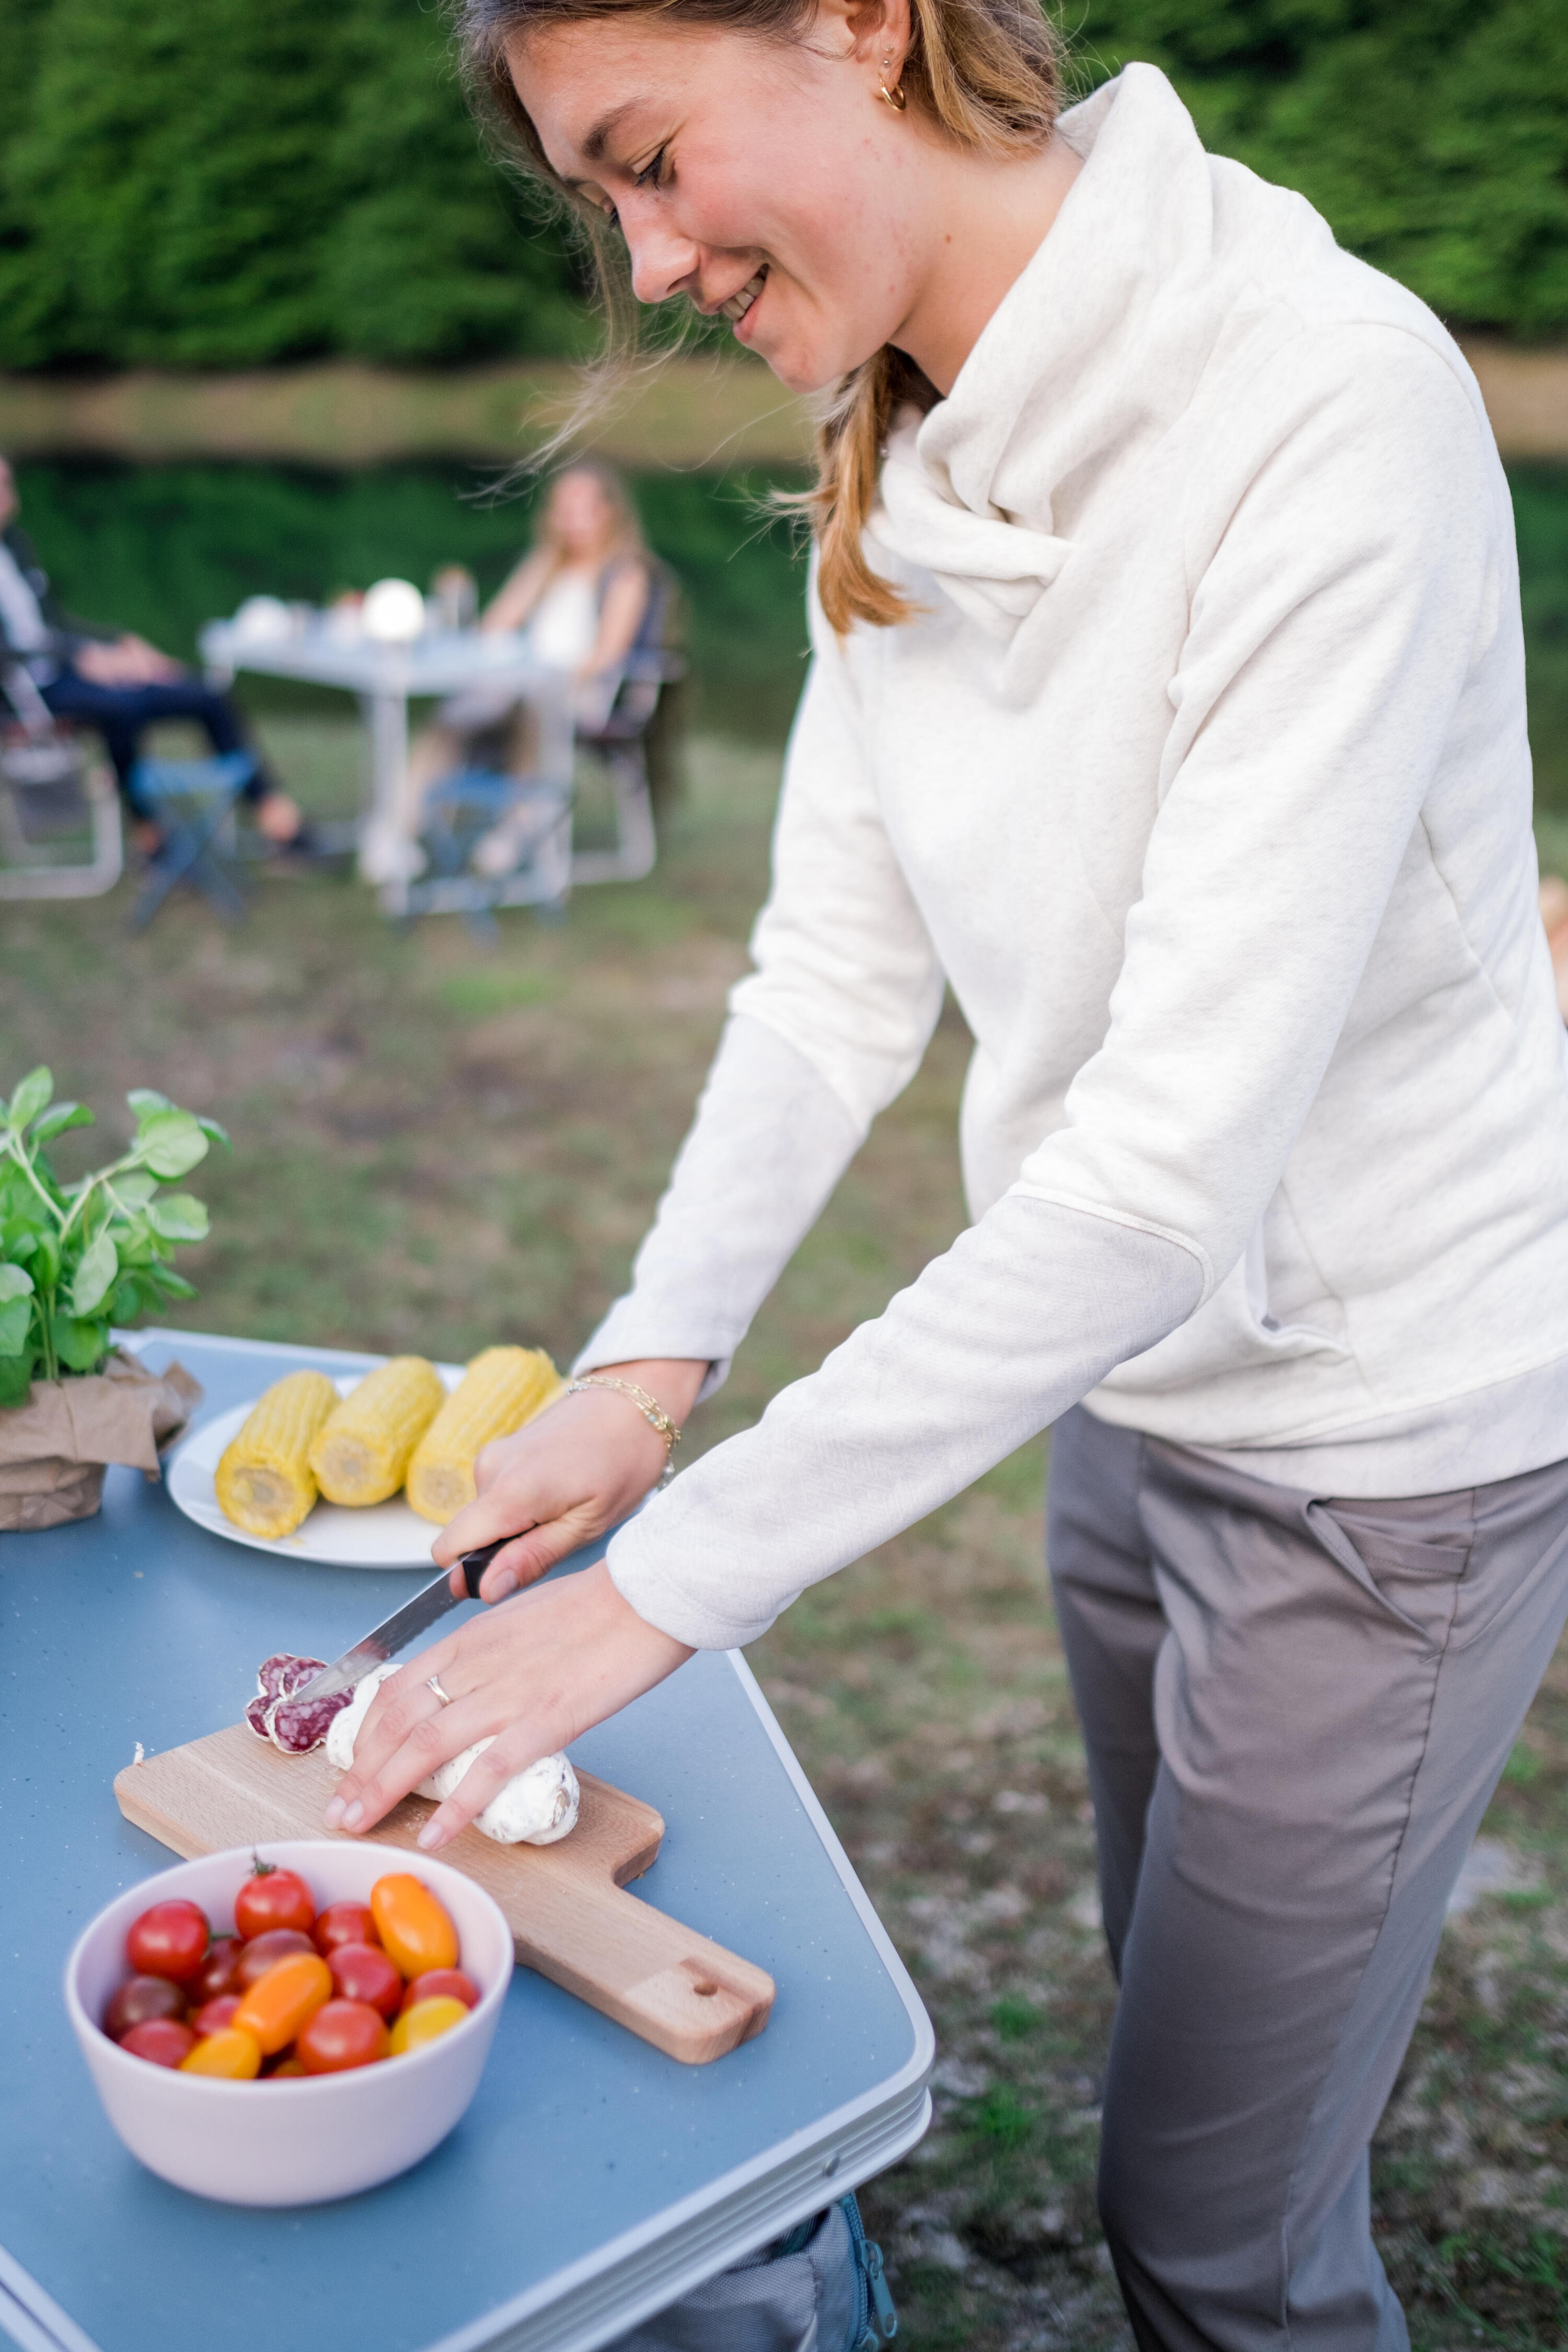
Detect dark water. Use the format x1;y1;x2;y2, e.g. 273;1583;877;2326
12;459;1568;793
10;460;812;745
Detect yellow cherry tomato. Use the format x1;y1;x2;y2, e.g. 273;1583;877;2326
179;2026;262;2079
388;1995;470;2056
231;1952;332;2056
370;1874;458;1980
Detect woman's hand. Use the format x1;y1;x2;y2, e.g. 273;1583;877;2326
323;1562;692;1850
431;1357;707;1603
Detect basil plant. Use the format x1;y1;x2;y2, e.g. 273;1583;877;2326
0;1068;227;1406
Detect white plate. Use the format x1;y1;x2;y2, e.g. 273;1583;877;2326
166;1365;463;1568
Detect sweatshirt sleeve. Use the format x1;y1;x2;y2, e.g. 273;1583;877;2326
603;328;1501;1647
574;593;947;1393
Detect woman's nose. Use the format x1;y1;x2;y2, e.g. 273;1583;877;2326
621;207;702;308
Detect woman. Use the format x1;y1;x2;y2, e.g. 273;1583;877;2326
408;461;653;834
329;4;1568;2343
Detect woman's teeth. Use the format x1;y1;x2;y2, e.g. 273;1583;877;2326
719;269;767;324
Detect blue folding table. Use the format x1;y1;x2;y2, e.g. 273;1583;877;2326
0;1331;932;2352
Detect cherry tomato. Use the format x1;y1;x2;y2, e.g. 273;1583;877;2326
232;1951;332;2056
296;1999;391;2075
103;1974;186;2040
234;1863;316;1942
191;1994;242;2037
370;1874;458;1980
328;1942;402;2022
388;1995;470;2057
401;1968;480;2015
313;1900;379;1957
120;2018;198;2068
187;1934;243;2004
179;2026;262;2079
266;2058;305;2078
125;1899;210;1984
235;1928;316;1989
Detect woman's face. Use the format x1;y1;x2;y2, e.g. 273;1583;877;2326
548;469;617;558
508;3;931;395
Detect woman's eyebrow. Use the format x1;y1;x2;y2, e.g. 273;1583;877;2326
581;99;643;163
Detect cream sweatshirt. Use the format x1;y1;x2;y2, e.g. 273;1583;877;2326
581;64;1568;1652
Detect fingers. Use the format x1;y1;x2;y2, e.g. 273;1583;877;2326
415;1722;549;1850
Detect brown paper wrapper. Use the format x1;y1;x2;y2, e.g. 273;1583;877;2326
0;1349;203;1531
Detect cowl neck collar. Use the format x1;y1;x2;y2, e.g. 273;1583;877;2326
867;65;1228;666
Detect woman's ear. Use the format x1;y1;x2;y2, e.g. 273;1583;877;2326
820;0;913;78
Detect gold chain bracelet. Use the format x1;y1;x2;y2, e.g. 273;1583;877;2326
567;1376;683;1484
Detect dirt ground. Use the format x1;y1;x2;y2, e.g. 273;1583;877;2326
7;718;1568;2348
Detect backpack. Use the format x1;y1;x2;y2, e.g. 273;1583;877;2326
607;2192;898;2352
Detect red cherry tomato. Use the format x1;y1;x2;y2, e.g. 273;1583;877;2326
313;1900;379;1957
103;1974;187;2040
187;1934;243;2004
191;1993;243;2037
296;1999;390;2075
120;2018;198;2068
125;1900;210;1984
401;1968;480;2015
235;1928;316;1989
328;1942;403;2022
234;1864;316;1942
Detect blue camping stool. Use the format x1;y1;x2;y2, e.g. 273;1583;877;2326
127;748;259;929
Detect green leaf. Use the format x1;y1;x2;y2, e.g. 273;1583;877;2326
126;1088;173;1122
2;1229;38;1264
7;1067;53;1132
51;1312;109;1374
197;1116;232;1152
0;1296;32;1356
71;1231;119;1317
0;1353;34;1406
31;1102;93;1143
135;1111;208;1181
30;1231;59;1288
146;1193;209;1243
113;1172;158;1209
0;1264;34;1302
148;1269;198;1301
109;1277;142;1322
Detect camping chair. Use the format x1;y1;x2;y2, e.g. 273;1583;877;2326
126;748;260;930
0;662;124;902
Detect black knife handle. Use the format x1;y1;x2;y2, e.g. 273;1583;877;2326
458;1538;510;1599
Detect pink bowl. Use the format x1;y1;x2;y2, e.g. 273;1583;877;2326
65;1840;512;2205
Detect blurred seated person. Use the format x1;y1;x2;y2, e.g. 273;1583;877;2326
407;462;655;822
0;454;309;857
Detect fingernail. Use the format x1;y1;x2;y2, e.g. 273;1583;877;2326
324;1797;345;1828
417;1819;444;1851
341;1800;363;1830
489;1570;518;1600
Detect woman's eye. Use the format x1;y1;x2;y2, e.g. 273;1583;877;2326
633;145;669;191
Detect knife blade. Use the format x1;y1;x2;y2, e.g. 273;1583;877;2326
292;1540;509;1707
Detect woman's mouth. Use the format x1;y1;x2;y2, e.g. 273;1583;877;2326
718;267;767;325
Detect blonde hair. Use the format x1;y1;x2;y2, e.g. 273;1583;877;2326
458;0;1065;631
537;459;648;575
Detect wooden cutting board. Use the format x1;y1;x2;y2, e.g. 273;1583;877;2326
115;1723;774;2066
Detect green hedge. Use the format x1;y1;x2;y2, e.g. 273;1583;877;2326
0;0;1563;367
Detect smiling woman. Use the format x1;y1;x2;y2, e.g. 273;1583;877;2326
322;7;1568;2349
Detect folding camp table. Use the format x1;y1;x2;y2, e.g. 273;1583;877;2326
0;1330;932;2352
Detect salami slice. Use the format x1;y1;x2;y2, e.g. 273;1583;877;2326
243;1652;341;1752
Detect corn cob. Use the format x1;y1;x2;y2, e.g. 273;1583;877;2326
406;1345;565;1524
215;1369;340;1539
308;1356;446;1507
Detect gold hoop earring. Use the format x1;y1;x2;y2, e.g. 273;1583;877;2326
878;52;906;110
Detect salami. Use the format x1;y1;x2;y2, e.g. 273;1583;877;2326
242;1653;350;1754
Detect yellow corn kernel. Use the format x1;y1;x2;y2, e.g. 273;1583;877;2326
405;1345;564;1524
215;1369;339;1539
309;1356;445;1507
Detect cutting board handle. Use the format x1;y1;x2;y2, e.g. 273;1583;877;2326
518;1876;774;2065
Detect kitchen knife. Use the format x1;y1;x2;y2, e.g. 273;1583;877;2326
292;1539;509;1707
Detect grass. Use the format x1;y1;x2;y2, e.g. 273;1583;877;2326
8;717;1568;2347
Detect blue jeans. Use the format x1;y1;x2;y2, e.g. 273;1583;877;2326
41;668;265;818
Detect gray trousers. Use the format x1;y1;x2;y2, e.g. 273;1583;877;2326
1046;1405;1568;2352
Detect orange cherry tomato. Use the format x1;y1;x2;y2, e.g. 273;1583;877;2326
314;1900;379;1957
120;2018;198;2067
191;1994;242;2038
370;1875;458;1980
231;1952;332;2056
388;1995;469;2056
179;2026;262;2079
401;1968;480;2015
297;2000;390;2074
267;2057;305;2078
328;1943;402;2021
